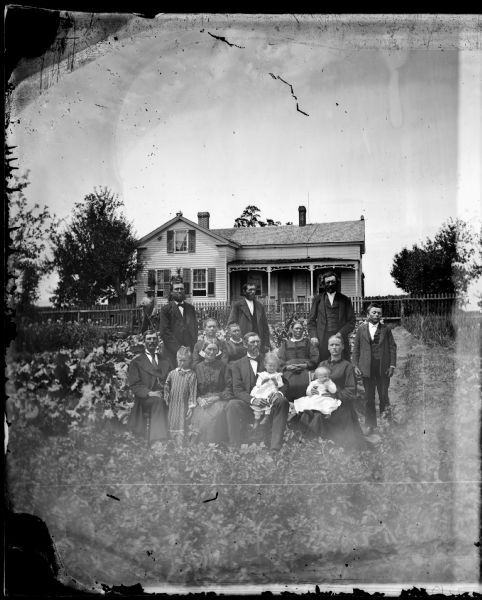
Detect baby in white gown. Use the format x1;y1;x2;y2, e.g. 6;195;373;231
292;365;341;416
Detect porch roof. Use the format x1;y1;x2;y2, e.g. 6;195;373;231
227;258;358;266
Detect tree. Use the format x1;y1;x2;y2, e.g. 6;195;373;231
6;161;58;316
233;205;282;227
51;187;138;307
391;218;481;297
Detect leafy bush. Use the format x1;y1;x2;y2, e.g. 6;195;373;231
6;337;144;434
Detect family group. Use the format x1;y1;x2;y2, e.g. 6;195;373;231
128;272;397;451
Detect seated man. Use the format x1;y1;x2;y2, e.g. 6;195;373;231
127;330;171;445
226;332;289;451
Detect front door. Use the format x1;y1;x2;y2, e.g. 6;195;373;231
277;272;293;300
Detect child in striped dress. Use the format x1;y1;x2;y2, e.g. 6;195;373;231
164;346;197;444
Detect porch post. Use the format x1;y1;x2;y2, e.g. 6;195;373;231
309;265;314;298
354;263;359;297
227;267;231;303
267;266;272;300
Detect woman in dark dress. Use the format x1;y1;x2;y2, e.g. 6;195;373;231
224;323;247;365
191;340;230;443
293;335;366;449
277;320;319;401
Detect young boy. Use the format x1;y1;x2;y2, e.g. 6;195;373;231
291;365;341;417
352;303;397;434
250;352;284;428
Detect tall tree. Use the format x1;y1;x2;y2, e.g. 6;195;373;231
51;187;137;306
391;218;481;297
233;205;281;227
6;160;58;316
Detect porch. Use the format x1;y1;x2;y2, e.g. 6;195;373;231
227;259;363;304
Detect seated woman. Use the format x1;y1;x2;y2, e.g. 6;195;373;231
277;320;319;401
192;318;227;367
290;334;366;449
191;339;231;443
224;322;247;366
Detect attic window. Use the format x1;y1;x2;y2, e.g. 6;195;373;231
174;230;188;252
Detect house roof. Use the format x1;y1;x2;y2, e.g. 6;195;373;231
137;213;239;247
213;220;365;249
137;215;365;253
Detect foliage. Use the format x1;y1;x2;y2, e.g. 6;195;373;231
51;188;138;307
6;336;144;434
402;312;481;350
391;218;481;298
6;168;58;316
12;319;132;355
5;327;480;585
233;205;281;228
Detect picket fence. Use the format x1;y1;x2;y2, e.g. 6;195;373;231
35;294;460;331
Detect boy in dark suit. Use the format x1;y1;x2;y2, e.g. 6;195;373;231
226;332;289;451
352;303;397;433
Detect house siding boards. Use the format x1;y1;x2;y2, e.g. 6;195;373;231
235;243;361;261
138;223;228;303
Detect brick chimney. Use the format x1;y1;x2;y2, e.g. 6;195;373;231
197;211;210;229
298;206;306;227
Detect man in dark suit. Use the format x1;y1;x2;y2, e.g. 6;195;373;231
159;278;198;368
352;303;397;433
307;271;356;362
226;332;289;451
127;330;171;444
227;283;271;353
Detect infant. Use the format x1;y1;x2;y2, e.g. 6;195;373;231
292;365;341;416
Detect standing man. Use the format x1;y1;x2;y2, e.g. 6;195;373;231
159;277;198;368
226;333;289;451
352;303;397;433
228;283;271;353
307;271;355;362
127;330;171;444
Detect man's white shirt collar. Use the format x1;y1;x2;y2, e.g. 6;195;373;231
245;297;254;314
368;322;379;339
327;291;336;305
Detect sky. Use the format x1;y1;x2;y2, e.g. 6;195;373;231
7;13;482;305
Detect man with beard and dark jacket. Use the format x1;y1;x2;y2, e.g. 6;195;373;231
307;271;356;362
226;332;289;451
127;330;171;444
159;278;198;368
227;283;271;353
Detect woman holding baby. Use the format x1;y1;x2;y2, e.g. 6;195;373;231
289;334;366;449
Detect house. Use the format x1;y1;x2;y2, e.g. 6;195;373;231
135;207;365;304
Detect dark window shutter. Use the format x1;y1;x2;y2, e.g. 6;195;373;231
183;268;191;295
147;269;155;288
208;268;215;297
188;230;196;253
167;230;174;253
163;269;171;297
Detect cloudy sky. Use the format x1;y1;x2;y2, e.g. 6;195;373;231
8;13;482;304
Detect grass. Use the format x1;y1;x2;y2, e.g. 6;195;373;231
6;326;480;590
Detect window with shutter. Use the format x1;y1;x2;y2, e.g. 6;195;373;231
208;268;216;297
147;269;156;289
192;269;206;296
188;230;196;253
156;270;164;297
167;230;174;253
183;268;191;295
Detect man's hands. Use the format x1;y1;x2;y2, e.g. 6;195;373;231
386;366;395;378
148;391;162;398
354;366;362;377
